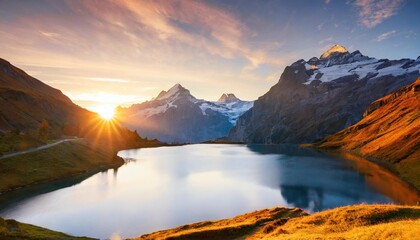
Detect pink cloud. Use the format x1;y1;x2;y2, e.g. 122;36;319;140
353;0;404;28
375;30;397;41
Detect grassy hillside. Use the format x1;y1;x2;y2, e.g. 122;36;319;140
0;217;95;240
134;204;420;240
313;77;420;190
0;139;124;194
0;58;94;133
0;58;161;156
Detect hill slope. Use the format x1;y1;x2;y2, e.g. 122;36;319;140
0;217;94;240
0;139;124;193
314;77;420;189
134;204;420;240
0;58;158;153
0;58;93;133
0;59;162;193
228;45;420;144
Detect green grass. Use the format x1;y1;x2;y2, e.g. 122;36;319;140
0;139;124;193
0;133;45;156
0;217;95;240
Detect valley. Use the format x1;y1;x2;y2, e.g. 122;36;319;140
1;1;420;239
0;46;419;240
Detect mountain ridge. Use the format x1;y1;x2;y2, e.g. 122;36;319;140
117;84;253;143
0;58;94;134
320;44;349;59
227;45;420;144
218;93;239;102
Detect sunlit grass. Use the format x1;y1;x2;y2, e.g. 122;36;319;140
135;204;420;240
0;139;124;193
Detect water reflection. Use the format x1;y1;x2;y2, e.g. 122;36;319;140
332;152;420;204
0;144;418;239
247;144;420;205
279;185;323;211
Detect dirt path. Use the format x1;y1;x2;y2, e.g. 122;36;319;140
0;138;78;159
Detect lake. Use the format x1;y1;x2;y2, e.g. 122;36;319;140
0;144;418;239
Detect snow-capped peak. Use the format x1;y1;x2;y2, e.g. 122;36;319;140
155;83;189;101
218;93;239;103
320;45;349;59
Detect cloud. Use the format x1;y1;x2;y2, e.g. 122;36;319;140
324;0;332;4
77;0;283;70
353;0;404;28
375;30;397;41
319;37;334;45
39;31;61;38
0;0;290;105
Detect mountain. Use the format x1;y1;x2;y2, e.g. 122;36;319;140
0;58;154;150
218;93;239;102
228;45;420;143
116;84;253;143
314;77;420;189
0;58;93;133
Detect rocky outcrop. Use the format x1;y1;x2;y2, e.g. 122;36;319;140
363;79;420;117
227;45;420;144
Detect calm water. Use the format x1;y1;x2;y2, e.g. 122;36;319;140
0;144;418;239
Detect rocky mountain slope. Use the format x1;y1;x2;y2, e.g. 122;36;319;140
0;58;93;133
314;77;420;190
116;84;253;143
228;45;420;143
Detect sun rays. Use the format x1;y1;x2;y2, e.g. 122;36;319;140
94;105;116;121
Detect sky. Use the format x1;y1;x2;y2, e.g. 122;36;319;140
1;0;419;112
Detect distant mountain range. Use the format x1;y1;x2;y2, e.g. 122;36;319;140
116;84;253;143
228;45;420;143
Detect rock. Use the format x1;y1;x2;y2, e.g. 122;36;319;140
227;45;420;144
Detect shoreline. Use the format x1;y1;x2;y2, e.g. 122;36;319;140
0;140;166;197
303;143;420;195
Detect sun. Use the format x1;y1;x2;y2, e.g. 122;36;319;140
95;105;116;120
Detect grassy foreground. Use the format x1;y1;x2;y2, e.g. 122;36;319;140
135;204;420;240
0;139;124;194
1;204;418;239
0;217;94;240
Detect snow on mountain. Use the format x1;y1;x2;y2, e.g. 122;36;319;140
304;51;420;85
228;45;420;144
199;99;253;125
116;84;253;143
129;85;252;123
